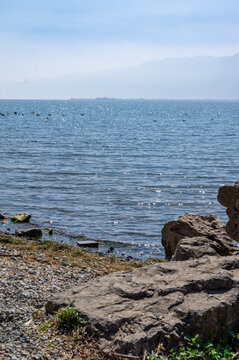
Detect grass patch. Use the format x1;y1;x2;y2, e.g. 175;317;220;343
147;330;239;359
0;233;29;246
39;303;87;332
37;305;104;359
55;304;87;330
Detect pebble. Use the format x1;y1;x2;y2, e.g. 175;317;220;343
0;244;97;359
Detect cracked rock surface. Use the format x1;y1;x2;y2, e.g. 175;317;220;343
46;255;239;356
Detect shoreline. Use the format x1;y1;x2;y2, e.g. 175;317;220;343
0;231;162;272
0;213;163;260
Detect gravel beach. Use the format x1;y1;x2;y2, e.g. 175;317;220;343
0;233;146;359
0;243;99;359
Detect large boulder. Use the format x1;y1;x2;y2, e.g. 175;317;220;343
172;236;219;261
161;213;235;259
218;182;239;241
46;255;239;356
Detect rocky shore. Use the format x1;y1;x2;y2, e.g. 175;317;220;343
1;181;239;359
0;234;148;359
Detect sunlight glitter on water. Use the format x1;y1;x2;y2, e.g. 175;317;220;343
0;99;239;258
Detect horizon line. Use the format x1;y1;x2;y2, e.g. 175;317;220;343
0;98;239;101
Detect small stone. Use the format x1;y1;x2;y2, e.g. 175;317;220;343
0;213;6;219
42;227;53;235
10;213;31;223
15;228;42;239
77;240;98;248
24;319;33;326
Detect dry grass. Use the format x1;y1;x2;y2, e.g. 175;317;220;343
35;307;145;359
34;309;107;360
0;232;163;276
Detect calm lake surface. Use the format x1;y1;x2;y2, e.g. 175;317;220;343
0;99;239;258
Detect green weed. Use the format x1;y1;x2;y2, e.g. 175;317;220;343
55;303;87;330
146;330;239;359
38;304;87;333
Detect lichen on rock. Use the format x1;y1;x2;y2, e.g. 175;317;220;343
43;227;53;235
10;212;31;223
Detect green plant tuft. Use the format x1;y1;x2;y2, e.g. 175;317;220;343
146;329;239;359
55;303;87;330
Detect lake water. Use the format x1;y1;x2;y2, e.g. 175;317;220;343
0;99;239;259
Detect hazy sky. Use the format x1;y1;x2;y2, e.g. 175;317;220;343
1;0;239;83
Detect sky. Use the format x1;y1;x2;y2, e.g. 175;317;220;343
0;0;239;99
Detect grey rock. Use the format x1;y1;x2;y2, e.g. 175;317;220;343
172;236;219;261
15;228;42;239
46;255;239;356
218;182;239;241
161;213;235;259
21;291;31;298
77;240;99;248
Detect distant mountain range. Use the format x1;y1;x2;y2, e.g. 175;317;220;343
1;53;239;99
